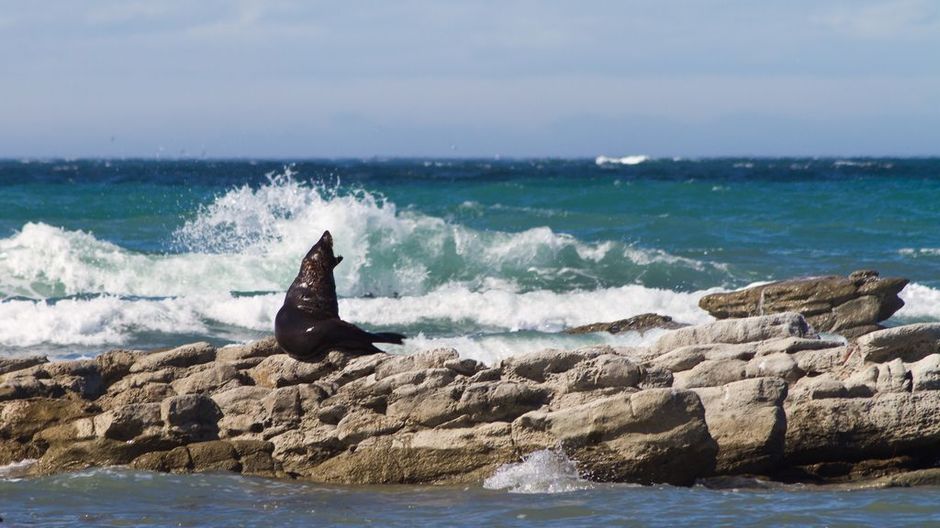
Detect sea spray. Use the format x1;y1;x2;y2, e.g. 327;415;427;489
483;450;593;494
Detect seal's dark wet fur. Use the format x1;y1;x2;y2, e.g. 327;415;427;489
275;230;405;360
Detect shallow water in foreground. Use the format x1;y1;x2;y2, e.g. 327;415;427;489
2;469;939;527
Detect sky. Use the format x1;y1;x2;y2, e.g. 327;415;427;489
1;0;939;158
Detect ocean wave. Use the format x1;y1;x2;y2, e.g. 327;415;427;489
0;171;729;300
898;248;940;257
833;160;894;169
595;155;649;166
897;282;940;321
0;283;715;354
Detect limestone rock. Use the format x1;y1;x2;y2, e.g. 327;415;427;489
792;346;849;375
501;347;606;382
249;353;342;388
909;354;940;391
0;356;48;376
312;422;516;484
698;271;907;336
512;388;717;485
857;323;940;363
692;377;788;474
673;359;748;389
93;403;163;441
374;348;458;380
790;375;849;400
171;364;243;395
745;353;804;383
785;392;940;464
160;394;222;441
650;313;814;356
7;316;940;488
561;354;642;392
130;342;216;373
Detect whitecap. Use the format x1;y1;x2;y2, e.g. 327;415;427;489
595;155;649;166
897;282;940;321
0;170;728;300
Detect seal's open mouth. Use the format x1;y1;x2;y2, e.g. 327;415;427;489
319;230;343;265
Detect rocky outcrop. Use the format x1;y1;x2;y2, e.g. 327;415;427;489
564;313;687;335
3;309;940;487
698;270;908;338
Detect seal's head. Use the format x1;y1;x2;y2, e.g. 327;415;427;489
305;230;344;269
285;230;343;318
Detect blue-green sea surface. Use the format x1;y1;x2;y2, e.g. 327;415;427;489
2;158;940;526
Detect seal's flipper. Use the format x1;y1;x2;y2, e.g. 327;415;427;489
369;332;406;344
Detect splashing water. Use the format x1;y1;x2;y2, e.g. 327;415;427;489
484;450;593;494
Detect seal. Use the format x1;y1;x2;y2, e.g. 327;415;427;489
275;230;406;360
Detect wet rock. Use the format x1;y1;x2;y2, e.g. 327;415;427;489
565;313;687;335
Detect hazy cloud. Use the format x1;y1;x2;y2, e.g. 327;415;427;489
0;1;937;156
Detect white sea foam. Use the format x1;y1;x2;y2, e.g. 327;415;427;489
343;283;716;331
0;284;715;352
0;172;722;300
899;248;940;257
595;155;649;166
897;282;940;321
483;450;592;494
0;458;36;479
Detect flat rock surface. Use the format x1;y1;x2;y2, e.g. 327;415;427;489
3;313;940;486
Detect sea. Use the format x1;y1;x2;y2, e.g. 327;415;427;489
1;157;939;526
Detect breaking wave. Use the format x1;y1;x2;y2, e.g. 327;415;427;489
595;155;649;166
0;171;728;301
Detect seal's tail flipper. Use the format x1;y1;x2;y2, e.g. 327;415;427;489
370;332;406;345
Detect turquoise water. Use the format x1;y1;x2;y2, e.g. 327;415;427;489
2;158;940;525
2;158;938;360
